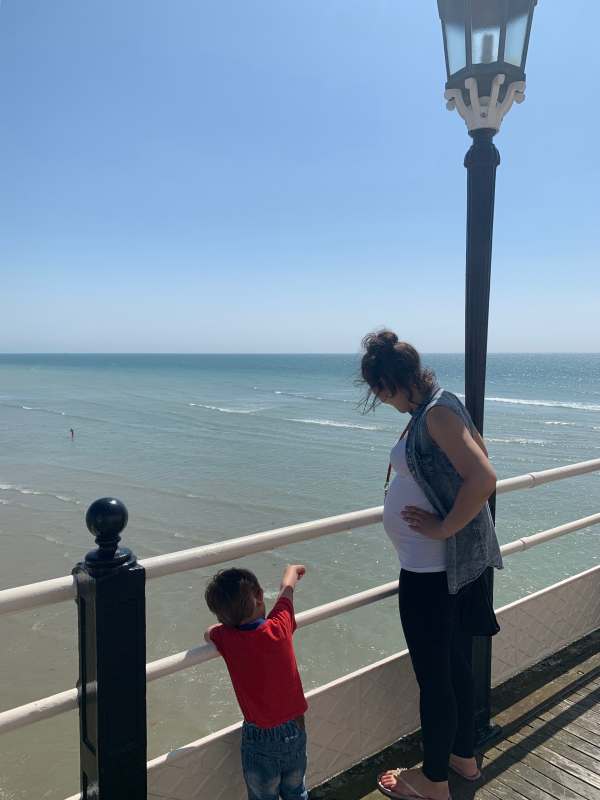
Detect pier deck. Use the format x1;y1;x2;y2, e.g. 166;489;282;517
313;630;600;800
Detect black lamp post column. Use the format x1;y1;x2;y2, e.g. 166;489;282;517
73;498;147;800
437;0;539;756
465;128;500;438
464;128;501;745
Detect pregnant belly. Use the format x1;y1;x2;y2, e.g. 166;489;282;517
384;472;436;518
383;475;446;570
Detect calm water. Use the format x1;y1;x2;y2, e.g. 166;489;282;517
1;353;600;799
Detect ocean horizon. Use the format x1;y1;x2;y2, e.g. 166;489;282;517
2;350;600;355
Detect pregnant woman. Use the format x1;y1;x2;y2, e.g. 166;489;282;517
360;330;502;800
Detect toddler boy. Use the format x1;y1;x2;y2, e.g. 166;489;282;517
204;564;308;800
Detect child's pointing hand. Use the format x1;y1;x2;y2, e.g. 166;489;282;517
283;564;306;586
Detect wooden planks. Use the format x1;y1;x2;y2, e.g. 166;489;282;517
452;649;600;800
356;643;600;800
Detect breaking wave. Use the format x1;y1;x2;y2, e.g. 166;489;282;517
455;392;600;412
487;437;546;445
0;483;80;504
285;418;379;431
189;403;259;414
487;396;600;412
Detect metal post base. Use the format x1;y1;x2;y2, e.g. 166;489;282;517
475;722;502;750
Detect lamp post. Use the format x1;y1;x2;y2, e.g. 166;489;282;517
436;0;539;744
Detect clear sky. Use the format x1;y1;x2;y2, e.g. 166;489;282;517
0;1;598;353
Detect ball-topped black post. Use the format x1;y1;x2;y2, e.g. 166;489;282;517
73;498;147;800
85;497;131;568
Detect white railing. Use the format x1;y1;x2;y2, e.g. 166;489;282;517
1;456;600;736
2;457;599;617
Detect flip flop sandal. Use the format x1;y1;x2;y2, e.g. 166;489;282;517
448;763;482;781
376;769;452;800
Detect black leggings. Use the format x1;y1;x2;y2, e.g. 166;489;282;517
399;569;475;782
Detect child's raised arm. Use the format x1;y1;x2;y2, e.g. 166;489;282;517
278;564;306;603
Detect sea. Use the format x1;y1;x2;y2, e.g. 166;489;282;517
1;353;600;799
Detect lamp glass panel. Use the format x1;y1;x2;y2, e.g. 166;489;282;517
505;0;532;66
471;0;502;65
445;21;467;74
472;27;500;64
504;13;528;66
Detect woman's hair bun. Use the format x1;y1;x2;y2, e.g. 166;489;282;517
377;330;398;350
363;329;398;355
359;329;436;411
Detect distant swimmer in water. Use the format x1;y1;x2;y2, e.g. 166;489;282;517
70;428;75;440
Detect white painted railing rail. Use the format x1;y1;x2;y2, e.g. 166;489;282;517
0;581;401;735
1;457;599;617
495;457;600;495
2;508;600;736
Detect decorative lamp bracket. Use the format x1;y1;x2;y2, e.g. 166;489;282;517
445;74;526;133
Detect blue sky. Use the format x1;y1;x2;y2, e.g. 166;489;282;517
0;1;598;353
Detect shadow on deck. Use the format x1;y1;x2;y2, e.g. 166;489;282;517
312;629;600;800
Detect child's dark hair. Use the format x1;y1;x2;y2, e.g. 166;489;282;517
359;329;436;412
205;568;262;627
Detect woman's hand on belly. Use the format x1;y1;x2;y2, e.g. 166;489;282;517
401;505;450;540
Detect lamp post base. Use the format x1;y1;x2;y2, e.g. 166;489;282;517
475;722;503;750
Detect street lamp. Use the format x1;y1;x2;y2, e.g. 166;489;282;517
440;0;537;133
436;0;539;744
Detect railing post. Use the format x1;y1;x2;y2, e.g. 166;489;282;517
73;498;147;799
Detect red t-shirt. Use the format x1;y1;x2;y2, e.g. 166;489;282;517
209;596;308;728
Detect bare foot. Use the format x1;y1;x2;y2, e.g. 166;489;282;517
378;767;449;799
449;753;480;779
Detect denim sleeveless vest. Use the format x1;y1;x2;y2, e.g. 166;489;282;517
404;386;503;595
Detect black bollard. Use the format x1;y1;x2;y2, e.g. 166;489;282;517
73;498;147;800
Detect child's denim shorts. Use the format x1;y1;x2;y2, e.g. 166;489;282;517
241;718;308;800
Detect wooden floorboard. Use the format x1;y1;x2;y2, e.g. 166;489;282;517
520;722;600;772
486;742;589;800
313;632;600;800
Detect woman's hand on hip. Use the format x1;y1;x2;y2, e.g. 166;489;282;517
402;505;452;539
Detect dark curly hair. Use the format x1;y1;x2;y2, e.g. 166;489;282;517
358;329;437;412
205;568;262;627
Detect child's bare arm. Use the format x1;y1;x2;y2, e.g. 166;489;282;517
278;564;306;602
203;623;221;643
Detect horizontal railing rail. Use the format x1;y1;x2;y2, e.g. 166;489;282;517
1;457;599;617
2;509;600;736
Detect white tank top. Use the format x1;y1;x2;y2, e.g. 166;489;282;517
382;438;447;573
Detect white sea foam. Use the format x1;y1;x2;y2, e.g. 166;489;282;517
0;482;79;504
189;403;258;414
488;437;547;445
487;396;600;412
544;421;576;426
274;390;326;401
17;404;66;416
285;418;379;431
455;392;600;412
273;389;355;403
